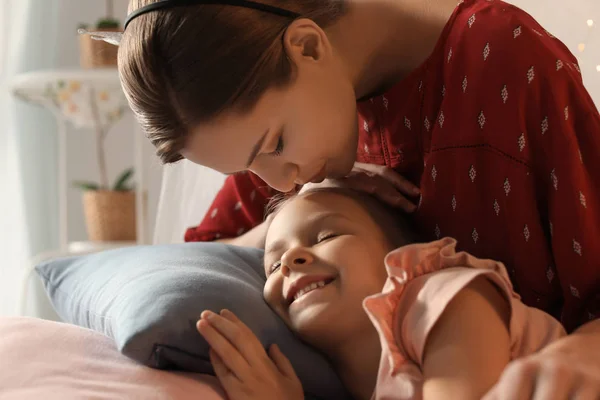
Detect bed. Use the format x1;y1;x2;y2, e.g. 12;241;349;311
1;162;229;399
3;161;349;400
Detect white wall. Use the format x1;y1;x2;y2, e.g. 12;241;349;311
508;0;600;105
53;0;163;243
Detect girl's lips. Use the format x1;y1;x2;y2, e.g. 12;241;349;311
285;275;336;305
289;279;336;308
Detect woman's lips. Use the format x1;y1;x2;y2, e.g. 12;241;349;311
308;165;327;184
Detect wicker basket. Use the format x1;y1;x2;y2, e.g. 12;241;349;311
79;27;120;69
83;191;136;242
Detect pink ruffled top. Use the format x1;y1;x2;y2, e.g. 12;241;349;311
363;238;566;400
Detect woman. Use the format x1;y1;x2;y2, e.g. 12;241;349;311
119;0;600;397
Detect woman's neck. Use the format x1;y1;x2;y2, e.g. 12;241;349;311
324;326;383;400
329;0;459;99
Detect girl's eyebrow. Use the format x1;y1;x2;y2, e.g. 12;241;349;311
265;239;286;258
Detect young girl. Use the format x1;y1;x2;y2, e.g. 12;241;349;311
120;0;600;395
197;186;566;400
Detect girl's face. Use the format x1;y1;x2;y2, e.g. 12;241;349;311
263;191;391;347
181;20;359;193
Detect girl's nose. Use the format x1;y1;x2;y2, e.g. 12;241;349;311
281;246;314;275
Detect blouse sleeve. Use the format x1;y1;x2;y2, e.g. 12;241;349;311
184;172;273;242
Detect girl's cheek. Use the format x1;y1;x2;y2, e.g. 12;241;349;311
263;276;283;307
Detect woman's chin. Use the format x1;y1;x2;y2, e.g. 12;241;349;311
335;155;357;178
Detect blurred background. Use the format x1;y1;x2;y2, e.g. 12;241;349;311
0;0;598;317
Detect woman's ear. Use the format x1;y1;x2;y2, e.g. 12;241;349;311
283;19;332;65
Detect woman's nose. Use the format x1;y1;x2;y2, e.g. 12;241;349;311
252;161;298;193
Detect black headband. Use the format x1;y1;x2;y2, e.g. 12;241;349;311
124;0;300;30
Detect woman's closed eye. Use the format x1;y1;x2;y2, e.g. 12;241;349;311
269;136;284;157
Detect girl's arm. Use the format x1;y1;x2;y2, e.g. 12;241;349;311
216;214;273;249
421;276;511;400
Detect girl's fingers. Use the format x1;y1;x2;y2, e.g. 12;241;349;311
197;319;248;379
269;344;298;380
219;309;242;324
200;310;267;368
209;348;238;385
219;310;265;349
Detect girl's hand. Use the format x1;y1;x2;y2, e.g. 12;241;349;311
338;162;420;212
197;309;304;400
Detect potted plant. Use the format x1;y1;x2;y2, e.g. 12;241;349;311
72;76;136;242
78;0;121;69
74;168;137;242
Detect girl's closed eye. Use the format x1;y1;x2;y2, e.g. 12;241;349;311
267;232;339;275
317;231;338;243
269;260;282;274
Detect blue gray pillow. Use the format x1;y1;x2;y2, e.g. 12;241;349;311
36;243;349;399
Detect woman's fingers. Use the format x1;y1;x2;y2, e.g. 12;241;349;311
342;172;417;212
353;163;420;196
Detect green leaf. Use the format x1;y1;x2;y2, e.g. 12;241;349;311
57;80;66;89
113;168;134;191
96;18;121;29
72;181;100;191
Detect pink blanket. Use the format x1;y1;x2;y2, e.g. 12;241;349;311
0;317;227;399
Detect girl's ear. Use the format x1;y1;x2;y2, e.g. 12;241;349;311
283;19;332;65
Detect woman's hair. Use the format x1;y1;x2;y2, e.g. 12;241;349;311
266;188;418;249
119;0;347;164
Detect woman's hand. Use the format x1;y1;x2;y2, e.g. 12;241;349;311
482;330;600;400
304;162;420;212
197;309;304;400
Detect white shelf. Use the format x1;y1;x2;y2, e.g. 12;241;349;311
10;67;147;250
68;241;138;254
10;68;149;316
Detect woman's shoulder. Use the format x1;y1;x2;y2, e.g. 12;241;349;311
445;0;577;71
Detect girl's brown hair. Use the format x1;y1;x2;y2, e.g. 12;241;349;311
119;0;346;164
266;187;418;249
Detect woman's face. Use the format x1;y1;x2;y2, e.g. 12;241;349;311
181;20;359;193
263;191;391;347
